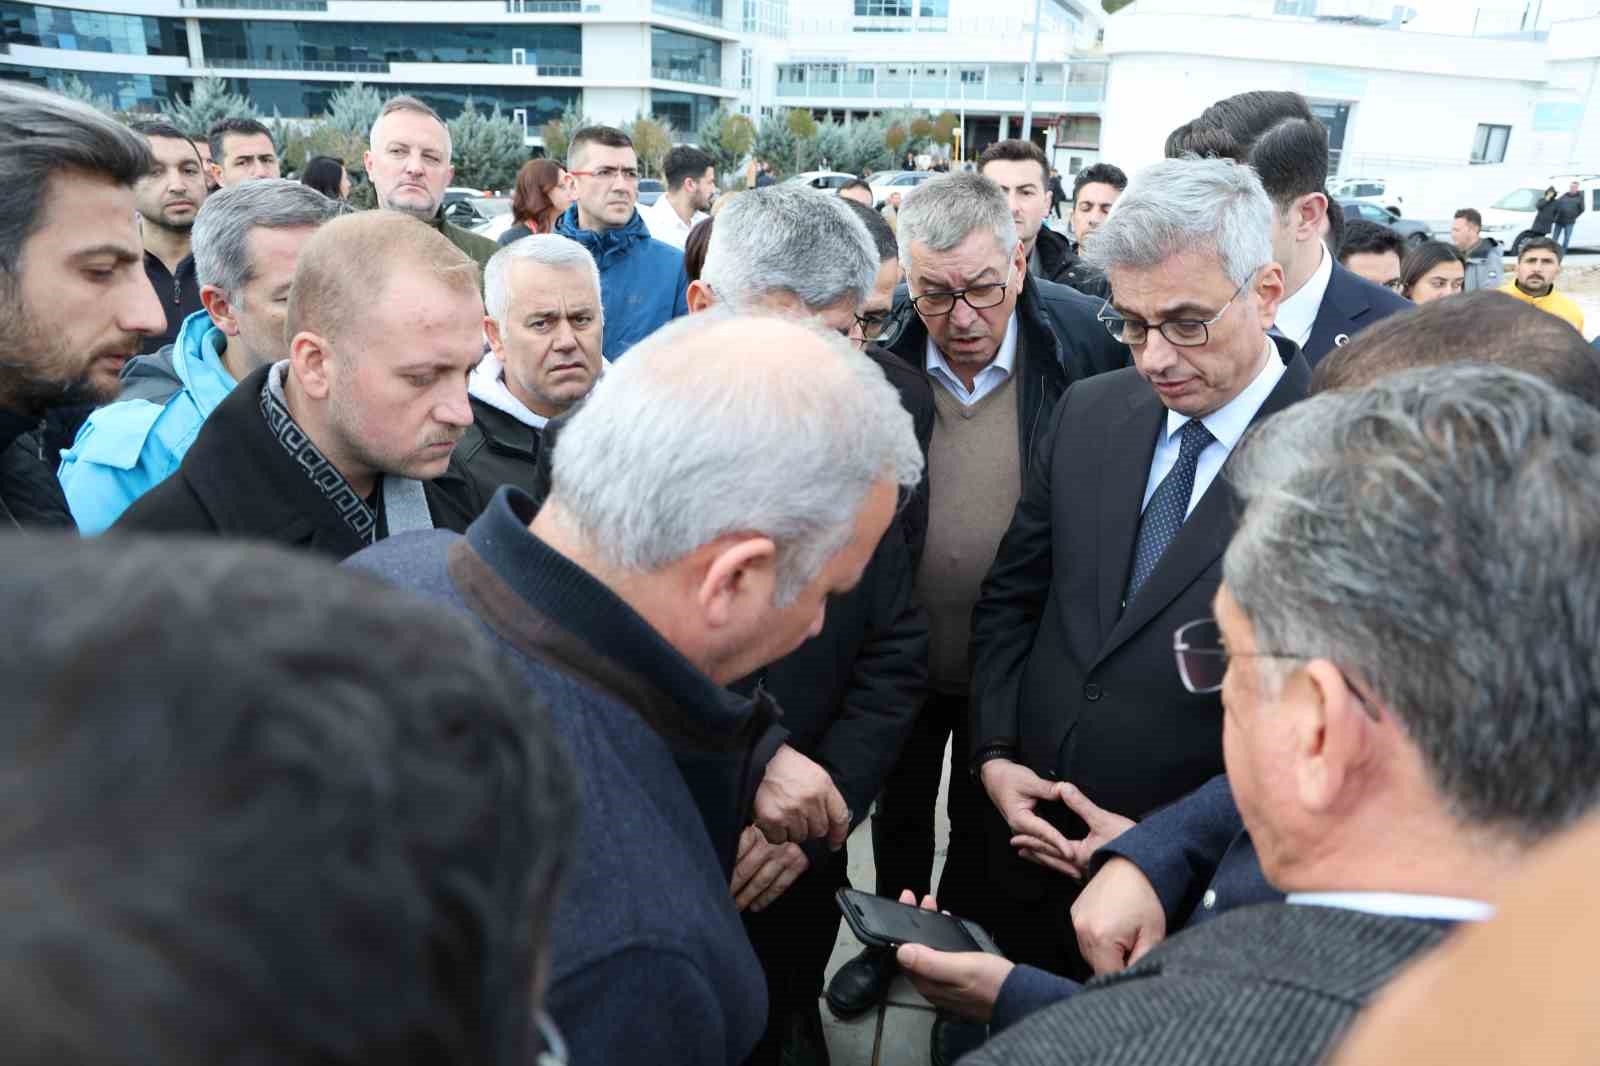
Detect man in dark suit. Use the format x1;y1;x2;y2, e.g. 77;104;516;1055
956;358;1600;1066
966;157;1308;985
1166;91;1408;365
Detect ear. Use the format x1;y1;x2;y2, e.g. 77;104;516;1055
686;279;716;314
207;161;223;185
200;284;241;337
1295;191;1329;242
1292;659;1374;814
696;535;778;630
1252;263;1287;330
483;315;506;356
1011;239;1027;277
362;149;374;177
290;330;335;401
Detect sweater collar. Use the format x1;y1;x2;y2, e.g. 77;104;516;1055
462;487;768;747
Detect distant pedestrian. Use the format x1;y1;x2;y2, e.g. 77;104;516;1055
1554;180;1586;251
500;158;573;245
1450;207;1504;292
1531;186;1561;239
1048;167;1067;219
299;155;349;201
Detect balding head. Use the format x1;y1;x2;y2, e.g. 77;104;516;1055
1312;290;1600;407
284;211;483;497
539;312;924;682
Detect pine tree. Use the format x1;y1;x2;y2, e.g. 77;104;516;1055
325;82;384;137
166;77;257;140
753;110;797;177
696;108;755;182
56;75;114;116
446;99;527;190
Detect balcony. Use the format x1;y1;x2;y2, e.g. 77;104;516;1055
651;0;736;31
505;0;584;9
184;0;329;10
777;77;1105;106
204;57;389;73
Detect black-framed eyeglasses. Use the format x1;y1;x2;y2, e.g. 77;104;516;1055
1172;618;1379;721
1097;270;1257;347
851;310;895;342
908;262;1015;317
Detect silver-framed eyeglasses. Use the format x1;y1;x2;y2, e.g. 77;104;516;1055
1172;618;1379;720
1097;270;1257;347
909;263;1015;317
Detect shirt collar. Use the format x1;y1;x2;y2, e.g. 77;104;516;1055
1286;892;1495;923
645;195;704;233
1273;243;1332;347
1162;335;1284;448
924;309;1019;388
469;350;549;429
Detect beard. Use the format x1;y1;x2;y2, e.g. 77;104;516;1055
140;207;195;234
0;284;128;416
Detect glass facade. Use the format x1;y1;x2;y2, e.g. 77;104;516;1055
0;64;186;112
651;28;721;85
241;78;578;125
0;3;186;56
650;89;720;134
653;0;723;24
200;21;581;72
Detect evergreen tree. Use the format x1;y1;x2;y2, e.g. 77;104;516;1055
446;98;527;190
752;109;797;177
325;82;384;137
540;105;592;164
625;115;672;178
56;75;114;116
166;77;257;140
695;108;755;183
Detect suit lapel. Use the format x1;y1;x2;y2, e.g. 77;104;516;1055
1304;263;1369;363
1095;385;1164;645
1094;346;1311;665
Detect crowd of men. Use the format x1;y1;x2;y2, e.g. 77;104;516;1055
2;77;1599;1066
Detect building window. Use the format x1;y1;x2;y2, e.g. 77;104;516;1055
960;69;984;83
0;3;187;57
197;20;581;72
1471;123;1510;164
237;77;578;122
1058;115;1100;149
651;88;719;132
0;64;186;112
740;47;752;90
651;27;722;86
855;0;912;15
919;0;949;14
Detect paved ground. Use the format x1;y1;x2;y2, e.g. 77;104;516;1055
820;743;954;1066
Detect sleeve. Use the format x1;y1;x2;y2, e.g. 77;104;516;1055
1092;774;1245;926
808;516;929;835
991;964;1082;1035
672;262;690;319
546;948;743;1066
966;386;1069;765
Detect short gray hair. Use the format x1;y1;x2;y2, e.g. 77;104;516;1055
1225;363;1600;843
701;186;878;312
484;235;602;332
548;312;925;606
369;95;453;160
1084;157;1272;287
0;82;151;278
191;179;342;302
896;172;1018;272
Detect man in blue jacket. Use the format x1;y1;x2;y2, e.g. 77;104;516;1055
555;125;688;360
58;179;339;533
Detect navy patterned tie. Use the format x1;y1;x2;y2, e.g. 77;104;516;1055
1126;419;1215;603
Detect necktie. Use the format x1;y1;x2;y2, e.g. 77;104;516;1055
1126;418;1215;603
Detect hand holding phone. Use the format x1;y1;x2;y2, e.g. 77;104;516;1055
835;888;1004;955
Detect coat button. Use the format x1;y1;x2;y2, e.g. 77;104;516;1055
1084;683;1102;701
1202;889;1217;910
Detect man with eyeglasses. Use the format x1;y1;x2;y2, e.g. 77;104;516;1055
555;125;689;360
954;157;1310;1008
365;96;499;275
826;171;1124;1060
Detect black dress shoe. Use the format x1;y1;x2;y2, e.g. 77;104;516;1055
825;945;899;1018
779;1002;832;1066
929;1010;987;1066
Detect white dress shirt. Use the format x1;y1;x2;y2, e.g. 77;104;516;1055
1286;892;1495;923
638;194;707;250
925;311;1019;407
1140;337;1285;517
1272;242;1332;348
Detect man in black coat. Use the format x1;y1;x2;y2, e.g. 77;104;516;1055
116;211;480;556
450;234;605;510
968;158;1308;988
1167;91;1408;364
1554;179;1587;251
0;84;166;530
978;139;1110;301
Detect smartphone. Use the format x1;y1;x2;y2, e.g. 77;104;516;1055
835;888;1005;956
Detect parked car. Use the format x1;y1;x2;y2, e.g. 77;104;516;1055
638;178;665;206
867;170;934;209
442;186;488;208
1331;176;1405;218
1337;199;1433;248
782;170;860;191
1480;175;1600;255
443;196;510;234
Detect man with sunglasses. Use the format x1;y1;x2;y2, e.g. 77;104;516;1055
826;171;1124;1059
555;125;689;360
960;157;1310;999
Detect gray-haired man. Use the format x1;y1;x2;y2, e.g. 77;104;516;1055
962;362;1600;1066
59;178;341;533
450;234;605;509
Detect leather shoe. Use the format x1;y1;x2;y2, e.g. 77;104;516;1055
825;945;898;1018
929;1010;987;1066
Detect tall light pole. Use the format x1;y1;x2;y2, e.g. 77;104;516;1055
1020;0;1043;142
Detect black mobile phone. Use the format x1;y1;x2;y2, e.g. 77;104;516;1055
835;888;1005;956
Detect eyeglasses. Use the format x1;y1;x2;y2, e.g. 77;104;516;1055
851;310;895;342
1172;618;1379;720
1097;271;1257;347
909;263;1015;317
569;166;641;182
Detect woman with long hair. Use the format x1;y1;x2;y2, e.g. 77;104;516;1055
1399;241;1466;304
499;158;573;245
300;155;349;201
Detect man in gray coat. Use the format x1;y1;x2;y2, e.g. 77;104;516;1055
956;362;1600;1066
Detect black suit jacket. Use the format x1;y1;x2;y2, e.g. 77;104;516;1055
1303;262;1411;365
970;339;1311;859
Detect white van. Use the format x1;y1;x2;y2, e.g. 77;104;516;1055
1479;174;1600;254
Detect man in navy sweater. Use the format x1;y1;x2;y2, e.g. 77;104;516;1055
349;311;924;1066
